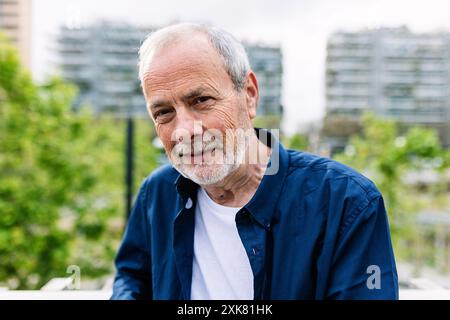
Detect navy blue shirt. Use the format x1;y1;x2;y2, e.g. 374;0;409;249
112;129;398;300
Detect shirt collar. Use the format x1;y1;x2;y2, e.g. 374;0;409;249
174;128;290;230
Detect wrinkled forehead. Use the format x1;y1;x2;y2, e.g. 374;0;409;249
141;35;230;94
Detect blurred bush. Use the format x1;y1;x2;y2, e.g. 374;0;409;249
334;113;450;269
0;34;159;289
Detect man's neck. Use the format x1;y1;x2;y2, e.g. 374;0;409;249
201;133;272;207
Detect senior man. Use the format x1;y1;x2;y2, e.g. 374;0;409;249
112;23;398;300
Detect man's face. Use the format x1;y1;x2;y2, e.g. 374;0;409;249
141;33;256;185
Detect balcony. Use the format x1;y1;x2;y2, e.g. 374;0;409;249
329;74;370;84
327;87;369;97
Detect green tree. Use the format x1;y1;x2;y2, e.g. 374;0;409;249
334;113;449;262
0;35;159;288
253;115;282;129
284;133;309;151
1;35;95;288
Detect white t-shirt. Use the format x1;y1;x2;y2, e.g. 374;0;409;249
190;187;254;300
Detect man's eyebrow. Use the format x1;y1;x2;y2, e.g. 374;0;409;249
148;100;171;110
182;87;211;101
148;86;215;110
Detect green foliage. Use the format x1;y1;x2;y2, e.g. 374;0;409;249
284;133;309;151
334;113;449;262
0;35;159;288
252;115;282;129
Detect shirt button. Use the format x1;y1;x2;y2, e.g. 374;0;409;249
185;197;193;209
252;247;258;255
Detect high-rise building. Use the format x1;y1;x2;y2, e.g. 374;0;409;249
57;21;153;116
57;22;283;119
246;44;283;118
0;0;31;68
325;27;450;151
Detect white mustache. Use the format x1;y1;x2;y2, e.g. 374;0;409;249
172;139;223;158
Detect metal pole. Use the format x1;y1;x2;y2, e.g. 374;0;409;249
125;117;134;221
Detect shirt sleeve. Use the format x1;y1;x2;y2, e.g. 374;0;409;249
324;195;399;300
111;180;152;300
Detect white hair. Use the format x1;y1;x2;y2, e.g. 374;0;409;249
138;23;250;90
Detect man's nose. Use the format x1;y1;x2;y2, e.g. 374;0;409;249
173;108;203;144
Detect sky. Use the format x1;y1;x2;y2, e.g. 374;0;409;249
32;0;450;134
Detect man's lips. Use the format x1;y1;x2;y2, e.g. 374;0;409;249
184;148;216;164
191;148;215;157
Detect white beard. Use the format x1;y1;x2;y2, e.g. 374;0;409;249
169;131;249;185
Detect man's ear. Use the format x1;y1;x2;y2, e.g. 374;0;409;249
244;71;259;120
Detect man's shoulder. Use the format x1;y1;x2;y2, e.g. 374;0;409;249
285;149;381;201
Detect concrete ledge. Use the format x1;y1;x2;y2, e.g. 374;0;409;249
0;289;450;300
0;290;112;300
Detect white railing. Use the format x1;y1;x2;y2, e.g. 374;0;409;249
1;275;449;300
0;289;449;300
399;290;450;300
0;290;112;300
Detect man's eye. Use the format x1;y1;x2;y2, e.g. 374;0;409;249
154;109;173;120
193;96;212;105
